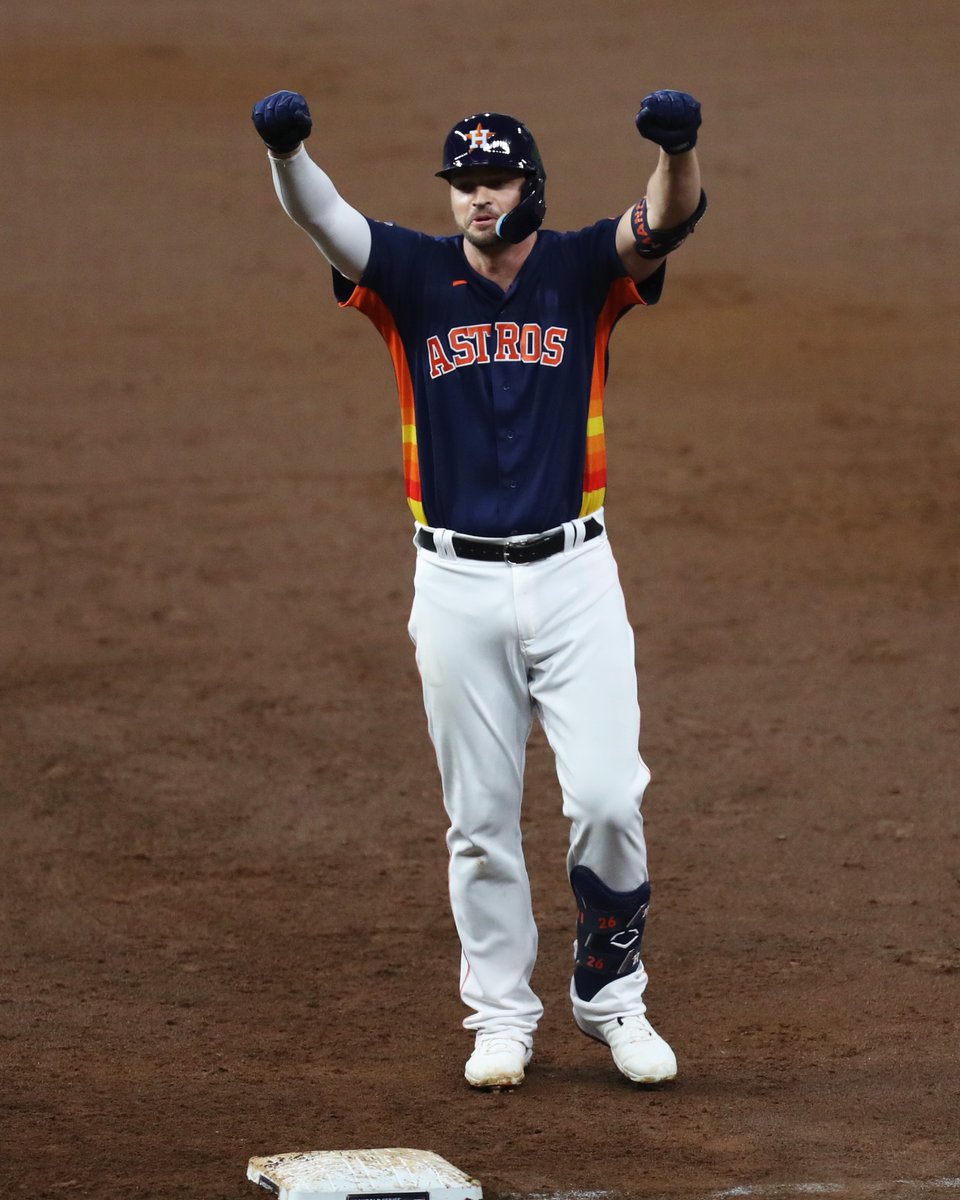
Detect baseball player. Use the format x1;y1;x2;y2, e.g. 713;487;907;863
252;88;706;1089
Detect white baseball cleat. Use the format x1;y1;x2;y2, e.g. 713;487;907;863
464;1034;533;1089
576;1013;678;1084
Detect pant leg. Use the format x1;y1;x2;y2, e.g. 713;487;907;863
408;550;543;1040
518;537;653;1020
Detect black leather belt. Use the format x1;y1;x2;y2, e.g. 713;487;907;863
415;516;603;564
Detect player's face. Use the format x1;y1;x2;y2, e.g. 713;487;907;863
448;168;527;247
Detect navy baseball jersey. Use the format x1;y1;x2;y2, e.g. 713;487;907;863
333;217;665;537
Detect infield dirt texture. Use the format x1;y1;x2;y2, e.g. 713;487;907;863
2;3;957;1198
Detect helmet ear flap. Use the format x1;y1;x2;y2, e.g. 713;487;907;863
495;168;547;243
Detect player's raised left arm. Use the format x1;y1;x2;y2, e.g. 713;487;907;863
615;90;707;284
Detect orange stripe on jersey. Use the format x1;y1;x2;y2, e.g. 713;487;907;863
580;275;645;517
340;284;426;523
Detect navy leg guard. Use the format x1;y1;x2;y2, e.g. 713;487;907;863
570;865;651;1001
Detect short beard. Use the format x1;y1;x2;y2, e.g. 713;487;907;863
463;223;502;250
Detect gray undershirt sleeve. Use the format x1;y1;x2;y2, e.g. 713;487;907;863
268;145;372;283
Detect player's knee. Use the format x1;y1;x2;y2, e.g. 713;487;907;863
447;830;522;885
447;822;521;862
568;760;650;831
586;792;642;835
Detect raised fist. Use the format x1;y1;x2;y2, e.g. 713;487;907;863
251;90;313;154
635;90;701;155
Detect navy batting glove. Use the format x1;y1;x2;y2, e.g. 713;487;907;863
251;90;313;154
635;90;701;155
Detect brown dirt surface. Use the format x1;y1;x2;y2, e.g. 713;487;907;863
2;3;958;1199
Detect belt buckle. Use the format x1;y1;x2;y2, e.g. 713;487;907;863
503;534;545;564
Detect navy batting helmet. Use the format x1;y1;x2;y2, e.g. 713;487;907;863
436;112;544;179
437;112;547;243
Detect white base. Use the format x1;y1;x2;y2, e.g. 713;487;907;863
247;1148;483;1200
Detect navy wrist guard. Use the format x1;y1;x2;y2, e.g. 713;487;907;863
631;188;707;259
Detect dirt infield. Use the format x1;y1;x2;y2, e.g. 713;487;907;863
2;3;957;1198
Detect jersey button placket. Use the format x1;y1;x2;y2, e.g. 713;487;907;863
492;362;521;497
491;294;523;503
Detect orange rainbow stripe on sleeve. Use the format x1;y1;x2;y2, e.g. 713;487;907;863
580;275;645;517
339;285;427;525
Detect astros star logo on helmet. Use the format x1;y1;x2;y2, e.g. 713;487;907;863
455;122;509;154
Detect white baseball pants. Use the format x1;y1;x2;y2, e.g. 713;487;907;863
407;516;653;1042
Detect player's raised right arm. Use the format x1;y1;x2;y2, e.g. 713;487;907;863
252;91;371;283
